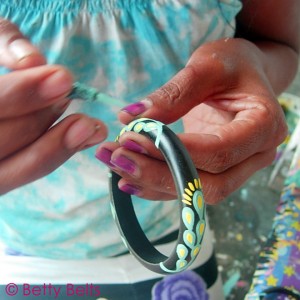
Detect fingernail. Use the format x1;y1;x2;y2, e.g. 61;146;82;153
95;148;115;167
121;99;152;116
65;118;104;149
111;155;139;176
84;123;107;147
38;70;73;100
51;99;70;114
9;38;39;61
119;183;141;196
122;140;147;154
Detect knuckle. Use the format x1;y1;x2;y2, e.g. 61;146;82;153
158;174;174;191
151;65;196;109
259;99;288;146
202;150;232;173
154;81;182;108
261;149;277;168
274;112;288;145
204;183;229;205
194;44;235;78
158;175;173;188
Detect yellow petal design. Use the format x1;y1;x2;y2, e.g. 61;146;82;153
199;223;205;235
187;233;193;244
184;188;193;196
134;123;144;132
178;261;186;268
198;179;202;188
185;211;192;225
178;249;186;258
183;193;192;201
188;182;195;191
182;200;192;206
197;195;203;209
193;247;200;257
176;244;188;260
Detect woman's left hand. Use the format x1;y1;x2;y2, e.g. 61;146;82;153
96;1;299;204
95;39;287;204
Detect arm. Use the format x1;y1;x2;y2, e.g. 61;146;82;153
236;0;300;94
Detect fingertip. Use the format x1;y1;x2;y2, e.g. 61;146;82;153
118;110;134;124
118;99;152;124
63;116;107;150
38;65;74;101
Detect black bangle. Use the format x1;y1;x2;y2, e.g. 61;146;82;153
109;118;206;274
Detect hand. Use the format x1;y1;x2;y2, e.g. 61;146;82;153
96;38;289;204
0;19;107;195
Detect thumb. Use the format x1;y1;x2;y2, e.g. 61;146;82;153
118;46;229;125
119;66;202;124
0;18;46;69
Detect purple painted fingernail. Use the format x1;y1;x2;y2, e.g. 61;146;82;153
122;140;147;154
121;99;152;116
119;184;141;196
111;155;139;176
95;148;114;167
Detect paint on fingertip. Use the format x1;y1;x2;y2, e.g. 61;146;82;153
119;183;141;196
95;148;115;167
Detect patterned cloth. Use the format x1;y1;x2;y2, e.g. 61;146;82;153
246;122;300;300
0;0;241;259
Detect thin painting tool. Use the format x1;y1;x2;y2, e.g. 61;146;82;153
68;82;124;107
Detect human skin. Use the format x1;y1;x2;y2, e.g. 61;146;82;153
0;1;299;203
0;20;108;194
96;0;300;204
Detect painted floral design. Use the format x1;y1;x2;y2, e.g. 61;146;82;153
116;119;206;273
152;270;209;300
246;130;300;299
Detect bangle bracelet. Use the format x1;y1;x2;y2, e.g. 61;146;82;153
109;118;206;274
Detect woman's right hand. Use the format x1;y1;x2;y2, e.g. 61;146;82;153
0;19;108;195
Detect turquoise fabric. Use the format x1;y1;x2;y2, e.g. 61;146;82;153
0;0;241;259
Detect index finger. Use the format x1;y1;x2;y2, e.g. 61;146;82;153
0;65;73;118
